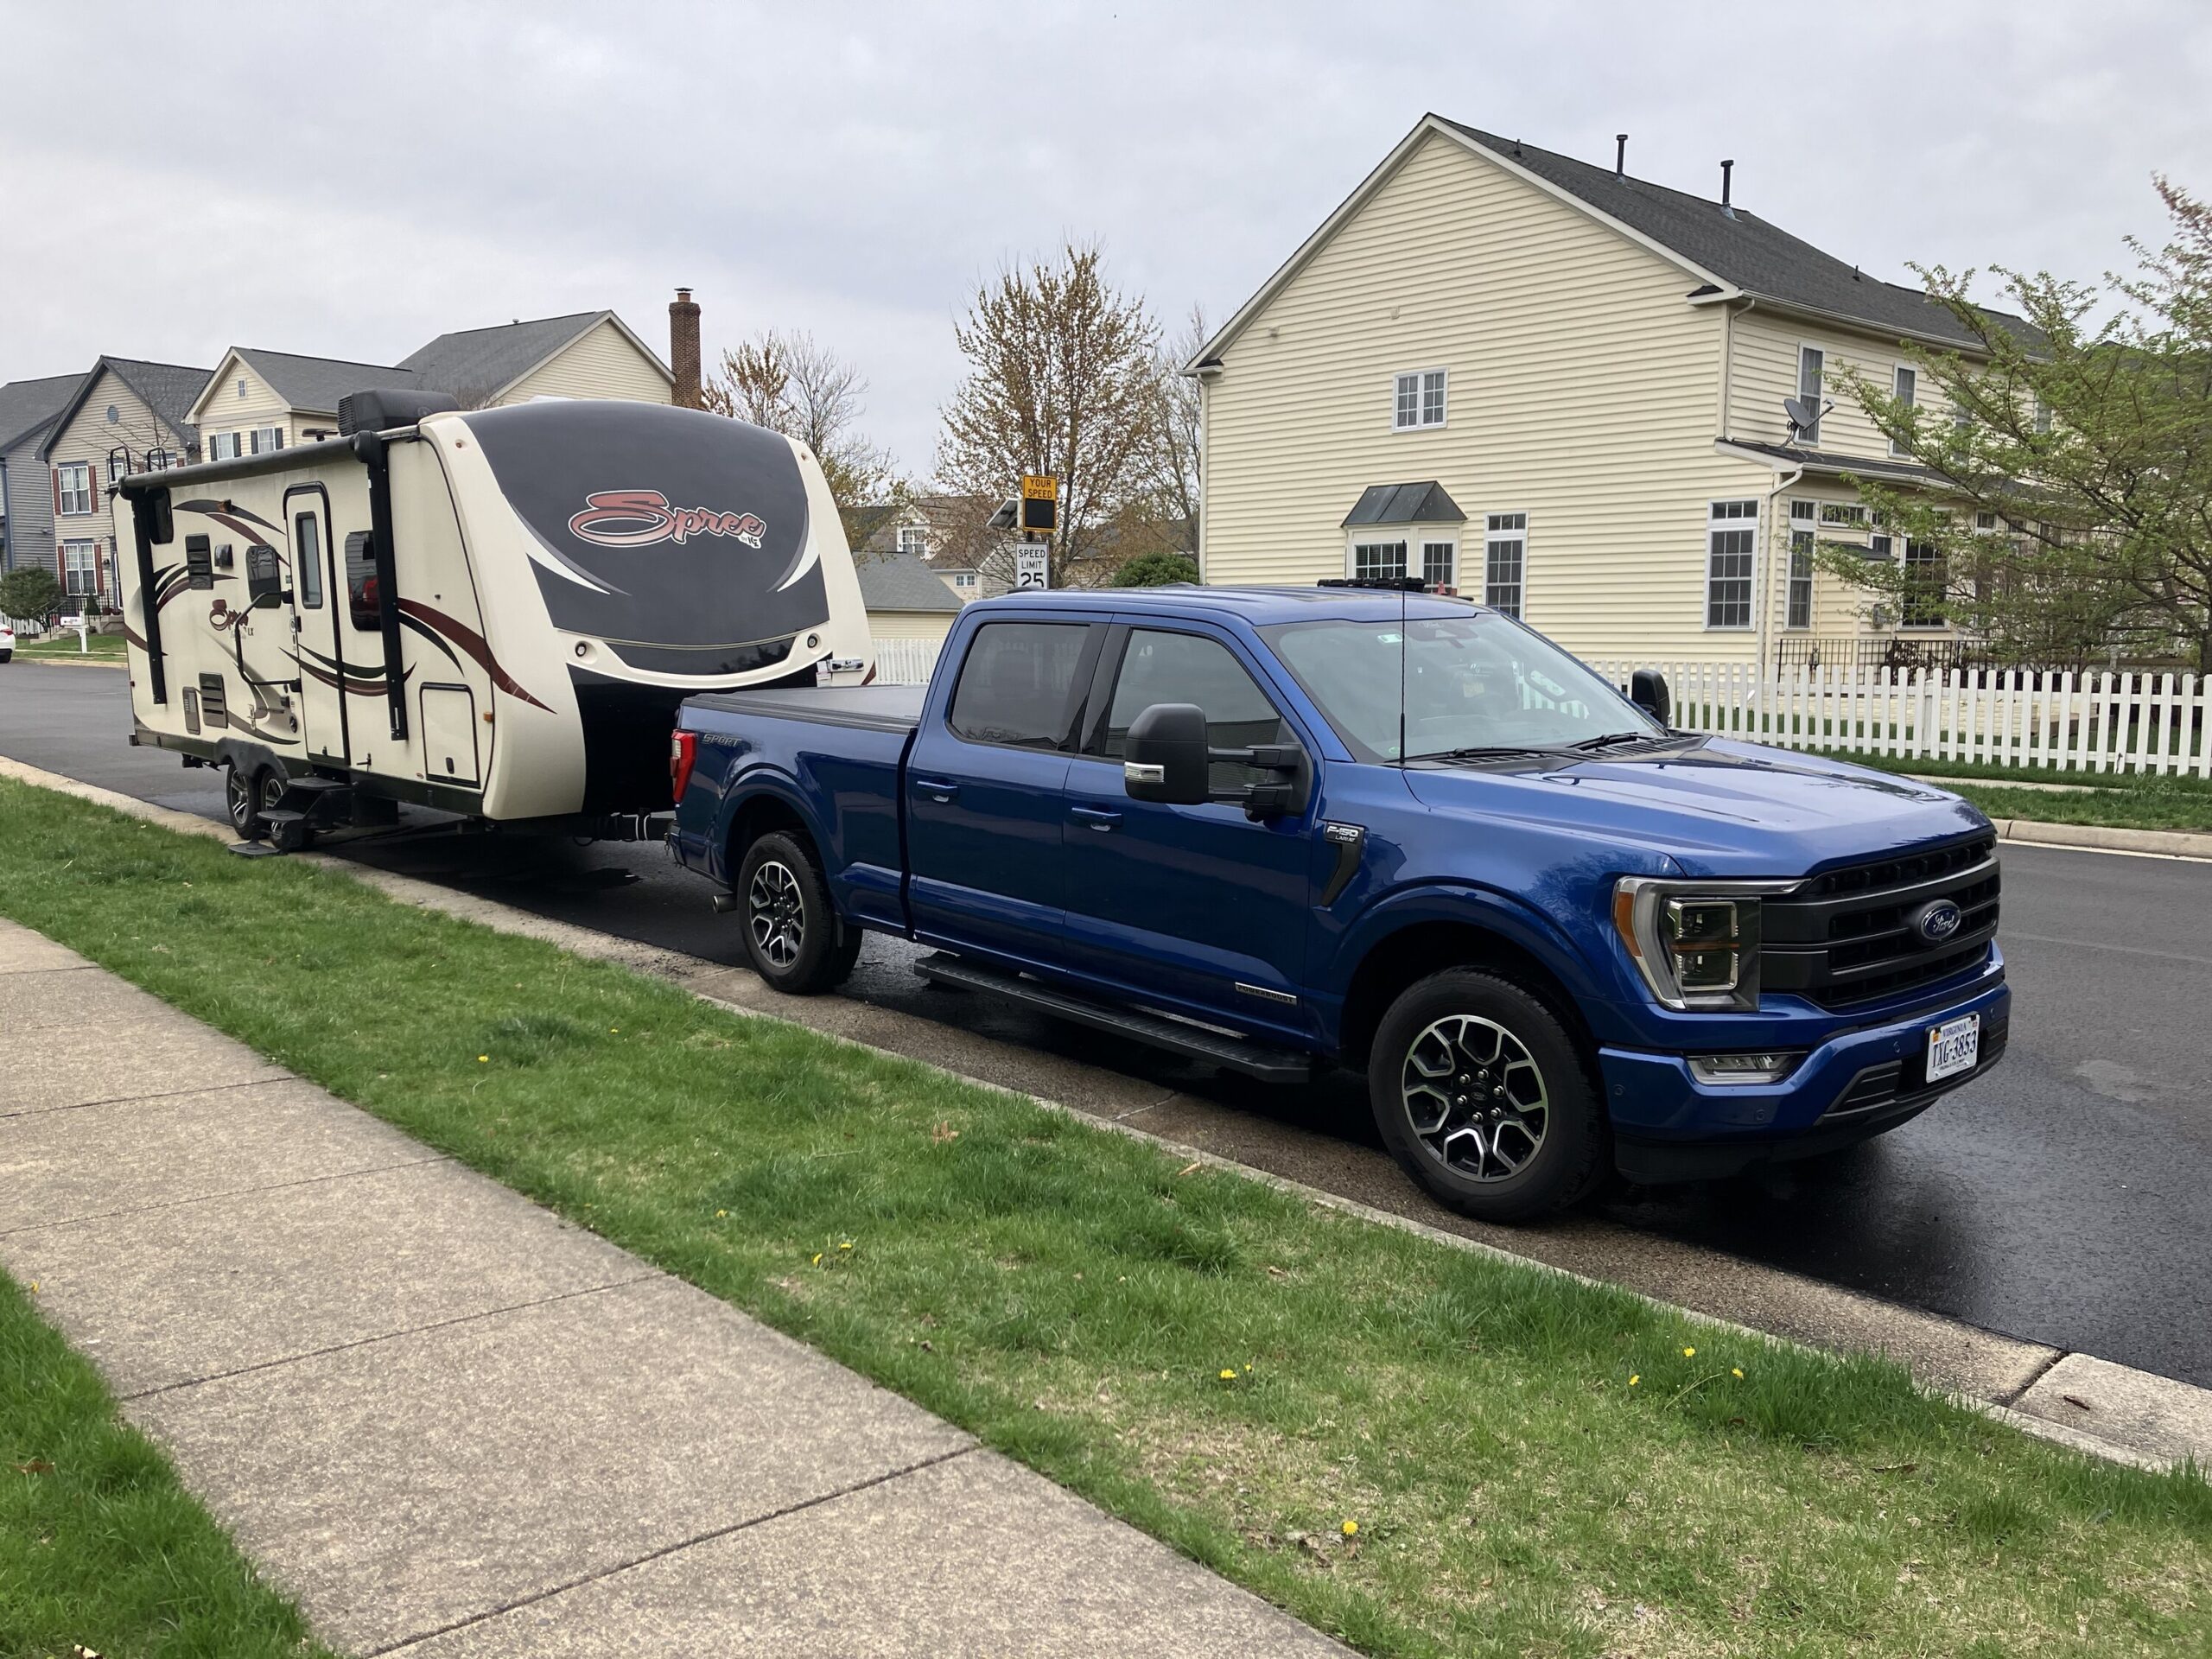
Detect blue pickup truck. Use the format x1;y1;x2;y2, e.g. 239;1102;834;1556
668;585;2006;1220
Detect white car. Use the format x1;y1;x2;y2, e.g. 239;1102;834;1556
0;620;13;663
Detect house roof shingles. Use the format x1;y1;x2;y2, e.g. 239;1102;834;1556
0;373;82;451
1434;119;2030;350
1342;480;1465;528
232;347;420;416
39;356;213;458
397;311;607;404
854;549;962;614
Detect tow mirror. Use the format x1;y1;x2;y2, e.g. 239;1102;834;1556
1630;669;1672;728
1122;702;1211;804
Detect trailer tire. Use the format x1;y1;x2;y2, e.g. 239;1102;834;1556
734;830;861;995
1368;969;1609;1223
225;763;269;841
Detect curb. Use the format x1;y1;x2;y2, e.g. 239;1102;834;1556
2;752;2207;1478
7;652;127;669
1995;817;2212;861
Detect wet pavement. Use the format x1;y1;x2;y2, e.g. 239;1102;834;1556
5;660;2210;1387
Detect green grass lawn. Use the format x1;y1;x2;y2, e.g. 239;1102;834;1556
12;631;128;661
1;776;2208;1657
1808;749;2212;835
0;1272;329;1659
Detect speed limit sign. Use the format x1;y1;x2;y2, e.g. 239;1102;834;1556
1014;543;1049;590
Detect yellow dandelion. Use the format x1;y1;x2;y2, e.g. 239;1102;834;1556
715;1210;728;1218
1682;1346;1696;1357
1245;1363;1254;1372
839;1240;853;1251
810;1252;823;1265
1629;1375;1640;1387
1219;1369;1237;1381
1732;1367;1745;1379
477;1055;489;1063
1341;1519;1359;1537
610;1027;620;1033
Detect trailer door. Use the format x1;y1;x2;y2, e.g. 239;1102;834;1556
283;486;351;766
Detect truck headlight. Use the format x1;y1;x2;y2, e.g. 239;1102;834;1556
1613;877;1800;1011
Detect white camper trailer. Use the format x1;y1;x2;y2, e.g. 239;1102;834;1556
111;393;871;844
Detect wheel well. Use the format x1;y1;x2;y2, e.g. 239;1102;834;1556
1338;921;1595;1072
725;794;810;879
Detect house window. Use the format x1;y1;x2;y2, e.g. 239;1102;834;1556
1868;508;1892;563
209;432;242;461
1421;539;1456;592
237;378;248;400
61;539;99;596
1483;513;1525;616
951;571;978;590
55;462;92;515
1706;499;1758;629
251;426;284;455
1902;538;1946;628
1784;500;1814;631
1351;539;1408;582
1818;502;1865;526
105;404;119;423
1974;511;1998;531
1891;365;1916;456
1796;346;1824;444
2034;396;2052;435
897;524;928;558
1392;368;1446;431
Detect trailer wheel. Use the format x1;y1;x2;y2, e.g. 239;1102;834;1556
734;830;861;995
1368;969;1609;1223
225;764;268;841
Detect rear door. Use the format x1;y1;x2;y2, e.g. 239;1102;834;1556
904;618;1102;970
283;486;350;765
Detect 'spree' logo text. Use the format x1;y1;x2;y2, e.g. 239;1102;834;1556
568;490;766;550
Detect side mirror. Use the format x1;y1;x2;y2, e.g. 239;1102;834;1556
1122;702;1211;805
1630;669;1672;728
251;588;292;611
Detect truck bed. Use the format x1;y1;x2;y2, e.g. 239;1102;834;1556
683;684;925;734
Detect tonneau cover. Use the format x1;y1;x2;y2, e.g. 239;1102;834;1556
685;684;925;734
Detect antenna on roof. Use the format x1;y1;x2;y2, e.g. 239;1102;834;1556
1615;134;1628;177
1719;159;1735;219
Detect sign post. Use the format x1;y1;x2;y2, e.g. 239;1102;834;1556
1016;474;1057;591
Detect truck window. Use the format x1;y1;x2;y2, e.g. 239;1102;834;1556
292;513;323;608
1096;629;1289;789
948;622;1090;749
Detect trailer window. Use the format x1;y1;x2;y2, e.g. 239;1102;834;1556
344;531;380;632
948;623;1090;750
292;514;323;608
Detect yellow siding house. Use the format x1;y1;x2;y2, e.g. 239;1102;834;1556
1192;116;2024;667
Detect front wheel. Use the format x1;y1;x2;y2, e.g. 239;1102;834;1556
734;830;861;995
1368;969;1609;1223
225;764;267;840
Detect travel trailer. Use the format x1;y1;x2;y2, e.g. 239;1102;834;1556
110;393;870;845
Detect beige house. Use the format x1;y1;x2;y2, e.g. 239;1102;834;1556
1192;115;2022;667
849;494;1013;603
852;548;963;642
186;311;671;461
37;357;210;613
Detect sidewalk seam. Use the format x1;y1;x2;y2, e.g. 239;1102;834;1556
1999;1349;2069;1407
0;1152;454;1240
367;1446;980;1656
0;1071;289;1122
118;1270;665;1403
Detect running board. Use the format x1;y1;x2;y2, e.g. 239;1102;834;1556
912;953;1318;1084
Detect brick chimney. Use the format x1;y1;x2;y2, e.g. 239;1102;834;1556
669;286;702;408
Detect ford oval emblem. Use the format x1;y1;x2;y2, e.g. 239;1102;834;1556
1916;899;1964;942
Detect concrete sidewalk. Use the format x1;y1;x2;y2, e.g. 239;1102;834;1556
0;917;1349;1657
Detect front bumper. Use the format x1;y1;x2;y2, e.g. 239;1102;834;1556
1599;972;2011;1185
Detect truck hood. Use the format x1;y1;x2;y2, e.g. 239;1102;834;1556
1402;738;1991;878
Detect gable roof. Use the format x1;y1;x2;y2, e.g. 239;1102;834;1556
1342;480;1465;528
39;356;212;459
853;548;962;613
398;310;671;404
200;346;420;421
1193;114;2029;372
0;372;83;452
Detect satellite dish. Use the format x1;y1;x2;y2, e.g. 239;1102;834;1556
1783;395;1822;438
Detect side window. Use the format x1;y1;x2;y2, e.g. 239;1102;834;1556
344;531;380;632
946;622;1090;749
292;512;323;608
1097;629;1288;790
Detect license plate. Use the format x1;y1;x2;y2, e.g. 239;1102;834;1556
1926;1014;1980;1083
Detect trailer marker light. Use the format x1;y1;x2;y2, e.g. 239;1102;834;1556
670;729;698;800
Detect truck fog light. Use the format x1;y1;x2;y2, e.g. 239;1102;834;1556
1688;1052;1804;1085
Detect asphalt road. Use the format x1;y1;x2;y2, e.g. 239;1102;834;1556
6;659;2210;1386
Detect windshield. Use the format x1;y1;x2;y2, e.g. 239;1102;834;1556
1261;611;1658;763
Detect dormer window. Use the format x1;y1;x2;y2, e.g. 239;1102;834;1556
1392;368;1446;431
897;524;929;558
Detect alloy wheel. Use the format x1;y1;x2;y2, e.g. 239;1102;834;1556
226;767;255;833
1401;1014;1550;1181
747;859;805;969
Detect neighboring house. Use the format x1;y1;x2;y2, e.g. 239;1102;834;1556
37;357;210;614
1192;115;2028;665
849;493;1011;602
0;372;81;580
852;548;963;643
185;311;671;461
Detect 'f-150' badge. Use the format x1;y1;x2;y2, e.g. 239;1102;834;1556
568;490;766;550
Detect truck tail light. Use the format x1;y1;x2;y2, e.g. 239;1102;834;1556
669;729;698;800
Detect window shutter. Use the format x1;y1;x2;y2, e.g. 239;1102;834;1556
51;467;61;515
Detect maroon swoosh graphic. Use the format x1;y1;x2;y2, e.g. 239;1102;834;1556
396;599;551;711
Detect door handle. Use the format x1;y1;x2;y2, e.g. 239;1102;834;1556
912;778;960;803
1071;805;1122;831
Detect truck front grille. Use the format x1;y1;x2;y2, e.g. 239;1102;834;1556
1761;833;2000;1010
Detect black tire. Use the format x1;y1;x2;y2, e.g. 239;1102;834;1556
225;763;268;840
1368;969;1609;1223
734;830;861;995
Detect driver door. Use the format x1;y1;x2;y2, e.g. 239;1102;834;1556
283;487;350;765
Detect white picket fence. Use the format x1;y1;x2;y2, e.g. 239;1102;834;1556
869;636;944;686
1586;662;2212;778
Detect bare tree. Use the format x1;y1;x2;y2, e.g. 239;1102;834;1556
704;329;907;546
935;242;1165;585
1148;304;1205;550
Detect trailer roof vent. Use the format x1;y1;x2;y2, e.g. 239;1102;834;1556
338;389;463;437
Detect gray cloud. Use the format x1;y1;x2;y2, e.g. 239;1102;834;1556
4;0;2206;472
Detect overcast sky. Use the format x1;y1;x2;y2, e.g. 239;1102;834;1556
4;2;2206;470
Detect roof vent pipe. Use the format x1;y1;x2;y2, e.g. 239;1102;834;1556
1719;159;1736;219
1615;134;1628;177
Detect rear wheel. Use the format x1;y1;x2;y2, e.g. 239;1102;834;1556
225;764;267;840
1368;969;1608;1223
735;830;861;995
